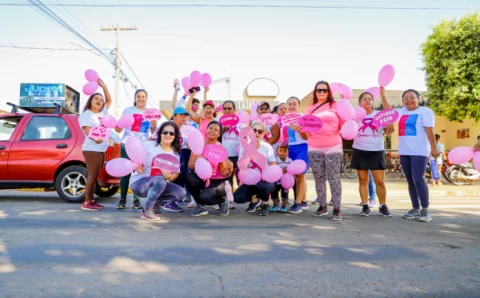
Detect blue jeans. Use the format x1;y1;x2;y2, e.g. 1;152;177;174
400;155;429;209
130;176;186;210
368;170;376;200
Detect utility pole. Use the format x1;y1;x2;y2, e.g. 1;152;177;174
101;25;137;117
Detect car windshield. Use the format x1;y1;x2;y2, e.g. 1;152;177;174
0;116;22;141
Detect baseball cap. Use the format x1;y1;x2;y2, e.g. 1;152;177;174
258;101;270;109
173;107;189;115
203;100;216;108
278;142;289;149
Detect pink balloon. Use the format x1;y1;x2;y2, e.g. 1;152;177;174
336;99;355;121
280;173;295;189
238;168;262;185
378;64;395;87
262;165;283;183
181;77;191;90
473;152;480;172
200;73;212;87
82;81;98;95
106;158;137;177
340;84;353;99
195;157;213;180
365;87;380;99
188;130;205;155
84;69;99;82
354;106;367;122
448;146;475;165
340;120;359;140
287;159;307;175
236;110;250;124
117;114;135;129
100;114;117;129
250;104;259;120
330;82;341;95
125;136;146;165
190;70;202;87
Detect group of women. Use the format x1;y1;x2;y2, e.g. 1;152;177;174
79;77;450;223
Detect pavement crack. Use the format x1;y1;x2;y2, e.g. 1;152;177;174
208;269;225;297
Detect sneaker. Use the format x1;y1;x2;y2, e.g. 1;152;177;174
141;209;161;221
417;209;432;222
328;201;334;206
312;206;328;217
331;208;343;221
219;201;229;216
81;201;101;211
300;202;309;210
212;205;221;210
379;205;392;217
91;200;104;209
368;199;377;208
153;204;163;215
132;199;144;210
289;203;302;214
246;201;262;213
187;201;197;208
279;206;288;213
191;205;208;217
269;205;281;212
260;204;269;216
163;202;183;212
360;205;370;217
403;208;421;220
116;199;127;209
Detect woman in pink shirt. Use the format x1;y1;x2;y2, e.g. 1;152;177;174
305;81;345;221
186;121;234;217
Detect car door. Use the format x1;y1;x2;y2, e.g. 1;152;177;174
0;115;25;180
8;115;76;182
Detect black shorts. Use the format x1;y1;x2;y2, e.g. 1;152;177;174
350;148;386;170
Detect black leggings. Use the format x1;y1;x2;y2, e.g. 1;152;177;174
186;173;227;206
228;156;239;187
234;181;276;204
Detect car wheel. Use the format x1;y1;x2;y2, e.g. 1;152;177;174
95;185;119;198
55;165;87;203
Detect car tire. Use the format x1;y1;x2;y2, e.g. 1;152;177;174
55;165;87;203
95;185;119;198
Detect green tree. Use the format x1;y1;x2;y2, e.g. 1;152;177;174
421;12;480;122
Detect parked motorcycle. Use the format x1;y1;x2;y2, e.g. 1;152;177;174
425;160;453;184
445;162;480;186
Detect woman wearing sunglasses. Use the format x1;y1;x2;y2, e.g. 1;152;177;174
233;122;277;216
186;121;234;216
129;122;186;221
255;102;281;153
306;81;345;221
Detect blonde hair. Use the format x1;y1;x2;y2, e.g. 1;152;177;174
250;121;266;131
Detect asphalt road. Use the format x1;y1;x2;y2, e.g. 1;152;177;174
0;178;479;298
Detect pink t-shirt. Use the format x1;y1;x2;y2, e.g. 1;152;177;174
206;142;227;180
305;101;344;148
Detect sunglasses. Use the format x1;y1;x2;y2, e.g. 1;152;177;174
161;131;175;136
316;88;329;94
258;107;270;111
253;128;264;134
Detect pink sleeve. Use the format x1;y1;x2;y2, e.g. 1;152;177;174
332;102;346;128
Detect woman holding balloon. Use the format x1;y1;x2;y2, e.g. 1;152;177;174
305;81;345;221
233;122;277;216
116;89;158;210
186;121;234;217
351;87;394;217
129;122;185;221
78;78;112;211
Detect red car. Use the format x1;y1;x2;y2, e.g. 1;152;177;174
0;104;120;203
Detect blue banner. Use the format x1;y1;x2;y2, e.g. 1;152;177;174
19;83;66;107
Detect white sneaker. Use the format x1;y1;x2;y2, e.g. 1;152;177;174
368;199;377;208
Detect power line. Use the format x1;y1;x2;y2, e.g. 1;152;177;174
0;44;110;51
2;3;478;9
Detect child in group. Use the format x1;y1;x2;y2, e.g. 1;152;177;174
270;143;292;213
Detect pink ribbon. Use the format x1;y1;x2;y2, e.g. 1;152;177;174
359;118;378;133
237;127;267;174
227;126;240;138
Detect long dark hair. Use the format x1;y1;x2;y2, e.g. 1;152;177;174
155;122;181;155
208;120;223;143
134;89;148;106
82;93;104;112
312;81;335;105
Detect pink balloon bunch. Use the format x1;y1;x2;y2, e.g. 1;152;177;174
83;69;99;95
180;71;213;94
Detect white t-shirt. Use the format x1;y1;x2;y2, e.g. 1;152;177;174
222;123;243;157
129;141;181;186
120;106;151;143
353;110;385;151
397;107;435;157
276;156;292;170
238;141;276;169
78;109;110;152
287;127;308;146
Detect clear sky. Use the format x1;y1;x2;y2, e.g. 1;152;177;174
0;0;478;115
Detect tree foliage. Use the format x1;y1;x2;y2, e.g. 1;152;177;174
421;12;480;122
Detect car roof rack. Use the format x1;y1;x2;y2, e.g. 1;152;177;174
7;102;79;116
